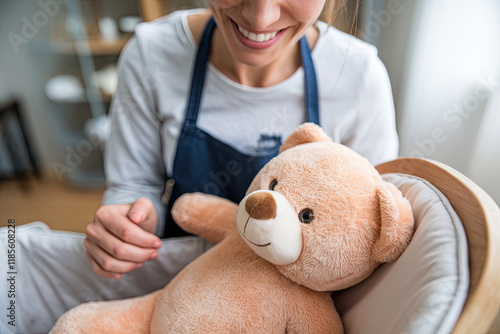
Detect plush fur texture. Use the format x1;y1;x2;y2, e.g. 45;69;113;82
51;123;414;333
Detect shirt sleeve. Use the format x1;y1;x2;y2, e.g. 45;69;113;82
102;36;167;236
341;54;399;166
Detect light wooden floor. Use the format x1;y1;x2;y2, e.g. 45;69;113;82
1;176;499;332
0;177;103;232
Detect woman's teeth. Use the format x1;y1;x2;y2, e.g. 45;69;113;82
237;25;278;42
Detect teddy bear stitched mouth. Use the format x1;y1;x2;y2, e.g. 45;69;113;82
239;216;271;248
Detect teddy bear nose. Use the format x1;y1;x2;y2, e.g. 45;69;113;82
245;192;277;220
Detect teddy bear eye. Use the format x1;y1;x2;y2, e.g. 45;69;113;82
298;209;314;224
269;179;278;191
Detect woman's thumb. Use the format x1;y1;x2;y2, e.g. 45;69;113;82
128;197;154;224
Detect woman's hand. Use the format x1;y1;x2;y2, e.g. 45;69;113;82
84;197;162;279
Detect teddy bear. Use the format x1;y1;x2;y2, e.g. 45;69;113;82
50;123;414;333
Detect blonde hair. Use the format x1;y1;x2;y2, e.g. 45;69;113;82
319;0;360;36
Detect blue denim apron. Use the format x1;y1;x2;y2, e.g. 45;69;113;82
163;17;320;237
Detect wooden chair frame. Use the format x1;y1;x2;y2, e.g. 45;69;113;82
376;158;500;334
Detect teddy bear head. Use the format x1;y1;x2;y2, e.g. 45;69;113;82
236;123;414;292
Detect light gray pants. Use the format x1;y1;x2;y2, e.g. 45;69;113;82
0;222;212;334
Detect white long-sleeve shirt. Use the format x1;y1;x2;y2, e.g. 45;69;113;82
102;9;399;236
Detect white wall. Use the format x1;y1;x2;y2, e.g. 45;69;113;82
468;90;500;204
394;0;500;173
372;0;500;204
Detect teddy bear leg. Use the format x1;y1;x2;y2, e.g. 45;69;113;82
50;290;161;334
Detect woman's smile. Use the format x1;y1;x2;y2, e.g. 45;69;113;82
230;18;287;49
207;0;325;75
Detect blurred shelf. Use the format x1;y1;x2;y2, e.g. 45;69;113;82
47;95;113;104
51;35;133;56
46;92;113;104
140;0;208;21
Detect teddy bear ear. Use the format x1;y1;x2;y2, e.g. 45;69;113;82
279;123;332;154
372;181;415;263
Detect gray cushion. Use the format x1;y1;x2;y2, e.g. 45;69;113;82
334;173;469;334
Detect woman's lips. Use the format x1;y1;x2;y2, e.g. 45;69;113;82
230;20;287;50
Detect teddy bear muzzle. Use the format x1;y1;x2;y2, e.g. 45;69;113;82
236;190;303;266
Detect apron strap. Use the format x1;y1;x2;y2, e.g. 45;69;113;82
300;36;320;125
185;17;217;125
185;17;320;126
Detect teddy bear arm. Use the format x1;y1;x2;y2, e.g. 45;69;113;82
285;296;344;334
50;290;161;334
171;192;238;243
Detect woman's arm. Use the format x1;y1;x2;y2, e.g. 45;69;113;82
85;36;166;278
341;54;399;166
102;36;167;235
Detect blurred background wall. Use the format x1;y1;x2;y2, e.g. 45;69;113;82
0;0;499;203
360;0;500;204
0;0;111;187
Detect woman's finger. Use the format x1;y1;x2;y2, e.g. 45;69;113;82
84;238;143;275
94;205;162;249
85;250;122;280
86;221;158;263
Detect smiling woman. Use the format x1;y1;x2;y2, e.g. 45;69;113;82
0;0;400;332
206;0;339;86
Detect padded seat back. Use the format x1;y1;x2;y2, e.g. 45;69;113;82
334;173;469;334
